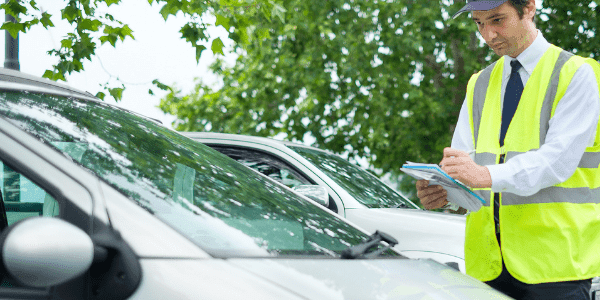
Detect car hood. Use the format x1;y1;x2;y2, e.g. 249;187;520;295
344;208;466;260
227;257;510;299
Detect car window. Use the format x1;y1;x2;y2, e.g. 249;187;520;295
1;163;59;227
288;146;419;209
0;158;59;291
209;146;340;213
0;91;399;258
209;146;311;188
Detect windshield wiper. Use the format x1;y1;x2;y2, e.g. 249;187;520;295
392;202;409;208
341;231;398;259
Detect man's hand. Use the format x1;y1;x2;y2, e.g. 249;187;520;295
416;179;449;210
440;147;492;188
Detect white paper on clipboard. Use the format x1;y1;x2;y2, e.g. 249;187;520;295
401;161;486;212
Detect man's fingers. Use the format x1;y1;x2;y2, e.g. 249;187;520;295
418;185;448;210
443;147;469;159
422;193;448;210
416;179;429;190
416;184;443;198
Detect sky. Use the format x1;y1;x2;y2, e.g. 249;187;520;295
1;0;238;129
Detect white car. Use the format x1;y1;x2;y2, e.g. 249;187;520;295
183;132;466;272
0;68;513;299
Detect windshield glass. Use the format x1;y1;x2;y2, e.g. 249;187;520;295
0;91;399;258
288;146;418;209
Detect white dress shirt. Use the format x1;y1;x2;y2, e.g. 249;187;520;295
451;30;600;196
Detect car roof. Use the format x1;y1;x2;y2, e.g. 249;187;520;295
182;132;332;154
0;68;99;101
0;68;163;125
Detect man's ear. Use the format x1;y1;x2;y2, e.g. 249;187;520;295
525;0;537;20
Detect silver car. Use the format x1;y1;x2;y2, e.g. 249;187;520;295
183;132;466;272
0;68;511;299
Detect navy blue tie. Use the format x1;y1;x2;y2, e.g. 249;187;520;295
495;60;523;244
500;60;523;146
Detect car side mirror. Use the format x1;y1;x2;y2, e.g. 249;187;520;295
292;185;329;207
0;217;94;287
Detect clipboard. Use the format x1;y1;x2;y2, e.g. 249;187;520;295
401;162;486;212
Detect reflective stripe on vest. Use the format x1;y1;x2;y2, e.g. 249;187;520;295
464;45;600;284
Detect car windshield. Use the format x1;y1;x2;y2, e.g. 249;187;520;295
288;146;419;209
0;91;399;258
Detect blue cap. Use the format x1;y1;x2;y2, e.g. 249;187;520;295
452;0;508;19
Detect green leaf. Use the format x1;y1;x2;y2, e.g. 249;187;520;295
42;69;65;81
256;27;270;40
96;92;106;100
61;4;80;22
109;87;125;101
1;0;28;17
195;45;207;62
42;70;54;80
211;37;225;55
120;24;134;39
215;14;230;30
40;12;54;28
105;0;120;6
99;35;117;46
152;79;170;91
1;21;24;38
78;18;102;31
60;38;73;48
271;3;286;23
179;23;207;47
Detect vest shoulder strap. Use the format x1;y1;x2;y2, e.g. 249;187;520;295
470;59;501;149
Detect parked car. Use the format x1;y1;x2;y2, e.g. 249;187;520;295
0;68;514;299
182;132;467;271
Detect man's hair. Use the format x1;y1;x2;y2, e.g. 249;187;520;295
509;0;535;21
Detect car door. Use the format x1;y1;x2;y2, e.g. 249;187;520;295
0;117;138;300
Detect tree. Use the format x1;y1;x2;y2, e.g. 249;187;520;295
1;0;285;100
160;0;599;201
159;0;489;198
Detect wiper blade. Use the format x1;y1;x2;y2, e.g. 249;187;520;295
392;202;409;208
341;230;398;259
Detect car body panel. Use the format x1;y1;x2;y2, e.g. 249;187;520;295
345;208;465;271
130;259;305;299
228;258;510;299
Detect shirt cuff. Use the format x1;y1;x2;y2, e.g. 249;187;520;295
487;163;513;193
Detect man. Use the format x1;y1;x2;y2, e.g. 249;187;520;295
416;0;600;299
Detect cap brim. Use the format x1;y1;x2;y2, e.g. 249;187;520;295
452;1;508;19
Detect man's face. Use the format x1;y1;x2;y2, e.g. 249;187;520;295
472;1;535;57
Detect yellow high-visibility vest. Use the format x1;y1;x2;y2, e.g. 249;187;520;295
464;45;600;284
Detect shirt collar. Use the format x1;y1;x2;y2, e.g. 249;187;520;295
504;30;550;76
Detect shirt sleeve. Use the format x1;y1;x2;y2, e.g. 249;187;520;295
487;63;600;196
450;96;475;159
